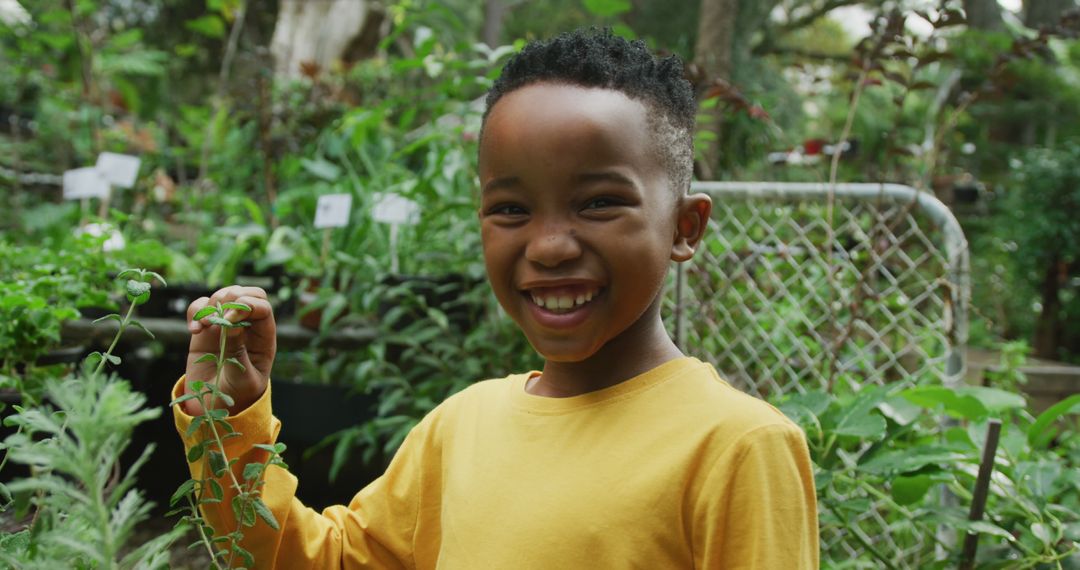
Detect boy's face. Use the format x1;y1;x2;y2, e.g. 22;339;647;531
478;82;692;363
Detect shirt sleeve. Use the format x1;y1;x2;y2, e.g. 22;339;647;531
171;376;431;569
693;422;819;569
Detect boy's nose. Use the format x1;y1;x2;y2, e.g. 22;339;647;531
525;226;582;268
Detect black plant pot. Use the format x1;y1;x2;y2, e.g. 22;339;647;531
271;380;377;447
269;379;387;508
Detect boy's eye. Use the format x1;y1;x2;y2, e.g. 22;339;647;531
583;197;621;210
486;204;528;216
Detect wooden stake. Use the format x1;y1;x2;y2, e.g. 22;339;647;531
959;419;1003;570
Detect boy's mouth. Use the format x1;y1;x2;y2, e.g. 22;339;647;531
524;285;603;314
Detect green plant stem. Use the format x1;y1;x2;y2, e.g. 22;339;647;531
199;314;249;568
188;492;222;567
826;500;900;570
94;472;117;569
93;301;137;378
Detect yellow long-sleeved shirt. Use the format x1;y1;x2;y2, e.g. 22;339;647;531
173;356;818;569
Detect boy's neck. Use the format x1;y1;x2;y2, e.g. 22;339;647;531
529;313;684;398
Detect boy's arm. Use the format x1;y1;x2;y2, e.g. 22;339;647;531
693;422;819;569
173;377;426;569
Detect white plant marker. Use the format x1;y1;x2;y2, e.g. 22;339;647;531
314;193;353;264
372;193;420;274
63;166;111;200
63;166;110;222
95;152;141;188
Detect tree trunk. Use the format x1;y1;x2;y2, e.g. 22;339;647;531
1033;258;1064;359
963;0;1005;30
693;0;738;180
1025;0;1076;28
483;0;508;47
270;0;382;78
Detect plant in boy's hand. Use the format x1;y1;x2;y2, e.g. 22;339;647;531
171;286;285;569
184;286;277;416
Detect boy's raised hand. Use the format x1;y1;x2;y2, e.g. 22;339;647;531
183;286;276;416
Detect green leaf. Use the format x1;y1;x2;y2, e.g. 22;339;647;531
860;446;965;475
126;279;151;300
91;314;122;325
891;474;934;505
207;315;233;327
207;479;223;502
901;386;988;420
193;306;217;321
187;443;206;463
170;393;200;407
1031;522;1054;547
964;386;1026;412
830;389;887;440
104;353;121;366
185;414;205;437
221;302;252;312
194;353;218;365
957;520;1015;541
224;358;246;372
129;319;155;339
185;14;225;38
253;497;279;530
170;479;197;506
217;391;235;408
1028;394;1080;449
301;158;342;181
583;0;631;17
834;412;886;439
243;462;264;482
233;544;255;567
208;450;227;476
878;395;923;426
786;390;832;417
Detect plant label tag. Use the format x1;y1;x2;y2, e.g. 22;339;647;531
372;193;419;225
95;152;141;188
314;193;352;228
63;167;110;200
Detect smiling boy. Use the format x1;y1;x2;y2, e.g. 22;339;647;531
175;29;818;568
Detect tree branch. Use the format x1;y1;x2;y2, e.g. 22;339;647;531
775;0;865;35
754;44;852;62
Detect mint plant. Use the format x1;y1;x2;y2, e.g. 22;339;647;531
0;268;183;568
169;302;285;570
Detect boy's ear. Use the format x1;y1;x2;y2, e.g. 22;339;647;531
671;193;712;262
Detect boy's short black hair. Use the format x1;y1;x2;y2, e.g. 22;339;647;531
483;28;696;195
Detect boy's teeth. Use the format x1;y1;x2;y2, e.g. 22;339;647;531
530;289;599;311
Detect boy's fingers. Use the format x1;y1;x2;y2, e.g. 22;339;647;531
208;286;268;307
222;295;273;324
186;296;212;333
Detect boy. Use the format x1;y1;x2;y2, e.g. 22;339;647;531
175;29;818;568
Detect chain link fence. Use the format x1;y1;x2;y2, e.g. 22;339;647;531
668;181;970;565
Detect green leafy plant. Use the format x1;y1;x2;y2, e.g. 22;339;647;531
168;302;286;570
0;268;183;567
778;377;1080;568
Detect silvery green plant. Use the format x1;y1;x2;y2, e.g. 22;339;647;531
169;302;285;570
0;269;184;568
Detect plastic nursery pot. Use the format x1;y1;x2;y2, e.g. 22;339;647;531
270;380;377;447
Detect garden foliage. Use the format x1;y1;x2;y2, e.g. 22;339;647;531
2;0;1080;567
